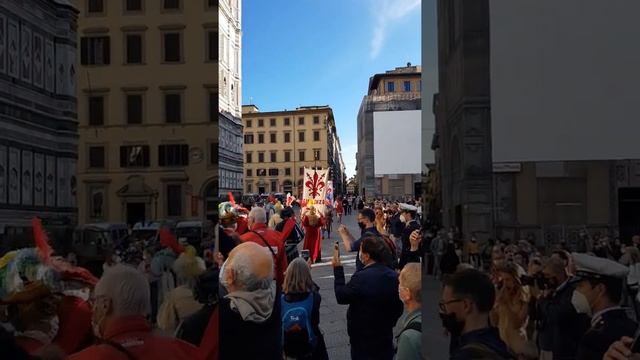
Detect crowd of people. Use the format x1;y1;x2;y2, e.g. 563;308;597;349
0;195;427;360
419;224;640;360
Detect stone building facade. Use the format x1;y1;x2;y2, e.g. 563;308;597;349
435;0;636;246
75;0;219;225
0;0;79;231
218;0;243;200
241;105;346;198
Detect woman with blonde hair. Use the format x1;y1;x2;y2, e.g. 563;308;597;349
157;246;206;333
281;258;328;360
491;262;538;359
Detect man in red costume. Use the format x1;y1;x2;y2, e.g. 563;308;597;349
302;206;326;264
70;264;202;360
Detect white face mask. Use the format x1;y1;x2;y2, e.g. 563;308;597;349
571;290;592;316
359;251;366;266
17;316;59;345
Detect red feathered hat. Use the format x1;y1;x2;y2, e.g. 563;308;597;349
160;227;185;254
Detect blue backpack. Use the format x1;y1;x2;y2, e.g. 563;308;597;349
281;293;317;357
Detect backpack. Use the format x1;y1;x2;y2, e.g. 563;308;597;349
394;320;421;354
281;293;317;357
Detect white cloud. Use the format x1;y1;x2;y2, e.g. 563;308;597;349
370;0;421;59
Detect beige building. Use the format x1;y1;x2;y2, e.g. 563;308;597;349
241;105;346;198
357;64;422;200
75;0;218;225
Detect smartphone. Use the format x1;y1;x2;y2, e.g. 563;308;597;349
301;249;310;261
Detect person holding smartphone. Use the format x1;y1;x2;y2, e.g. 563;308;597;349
604;336;640;360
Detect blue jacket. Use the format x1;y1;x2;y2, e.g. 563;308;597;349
334;262;404;360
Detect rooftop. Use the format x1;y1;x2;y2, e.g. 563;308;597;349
368;62;422;93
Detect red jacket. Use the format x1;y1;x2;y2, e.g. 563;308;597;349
240;223;288;287
236;216;249;235
198;306;219;360
69;316;203;360
53;296;94;354
16;336;45;354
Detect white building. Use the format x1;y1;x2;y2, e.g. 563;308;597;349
218;0;243;199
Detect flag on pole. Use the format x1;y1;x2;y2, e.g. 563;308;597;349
325;181;334;206
303;168;328;213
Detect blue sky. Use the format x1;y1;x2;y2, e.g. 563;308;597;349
242;0;421;178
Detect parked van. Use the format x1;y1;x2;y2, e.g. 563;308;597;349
72;223;129;276
176;220;213;254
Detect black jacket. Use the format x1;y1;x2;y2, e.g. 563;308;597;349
450;327;513;360
576;308;638;360
389;213;404;238
536;279;591;360
176;304;216;347
334;263;404;360
219;292;282;360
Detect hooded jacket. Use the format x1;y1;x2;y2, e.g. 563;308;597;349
219;284;282;360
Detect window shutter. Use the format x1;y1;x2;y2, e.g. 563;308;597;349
103;37;111;65
120;147;127;167
182;145;189;165
159;145;166;166
81;38;88;65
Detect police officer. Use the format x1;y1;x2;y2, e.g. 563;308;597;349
398;203;421;269
572;253;638;360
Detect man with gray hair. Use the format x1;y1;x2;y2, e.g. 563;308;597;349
69;264;200;360
240;206;288;287
219;241;282;360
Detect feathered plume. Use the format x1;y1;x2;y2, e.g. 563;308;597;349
159;227;184;254
228;192;236;207
32;217;52;262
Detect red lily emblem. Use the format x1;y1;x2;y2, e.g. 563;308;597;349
305;171;326;198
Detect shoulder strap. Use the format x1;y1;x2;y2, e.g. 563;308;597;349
100;339;138;360
461;342;514;360
251;230;278;259
396;320;422;340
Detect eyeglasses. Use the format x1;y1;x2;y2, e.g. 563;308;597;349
438;299;464;313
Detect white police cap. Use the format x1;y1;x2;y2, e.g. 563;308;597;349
572;252;629;280
399;203;418;212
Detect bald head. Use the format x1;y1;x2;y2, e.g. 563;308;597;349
95;264;150;317
400;263;422;303
224;242;274;292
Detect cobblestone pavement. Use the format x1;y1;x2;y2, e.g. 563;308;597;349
295;209;449;360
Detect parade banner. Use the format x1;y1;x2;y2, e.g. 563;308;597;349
325;181;334;207
302;168;328;214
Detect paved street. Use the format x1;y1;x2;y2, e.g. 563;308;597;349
294;209;449;360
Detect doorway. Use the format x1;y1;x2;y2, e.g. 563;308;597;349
127;202;146;226
619;188;640;243
258;186;266;194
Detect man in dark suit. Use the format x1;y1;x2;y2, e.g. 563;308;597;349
572;253;638;360
332;236;404;360
399;203;421;269
537;257;591;360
